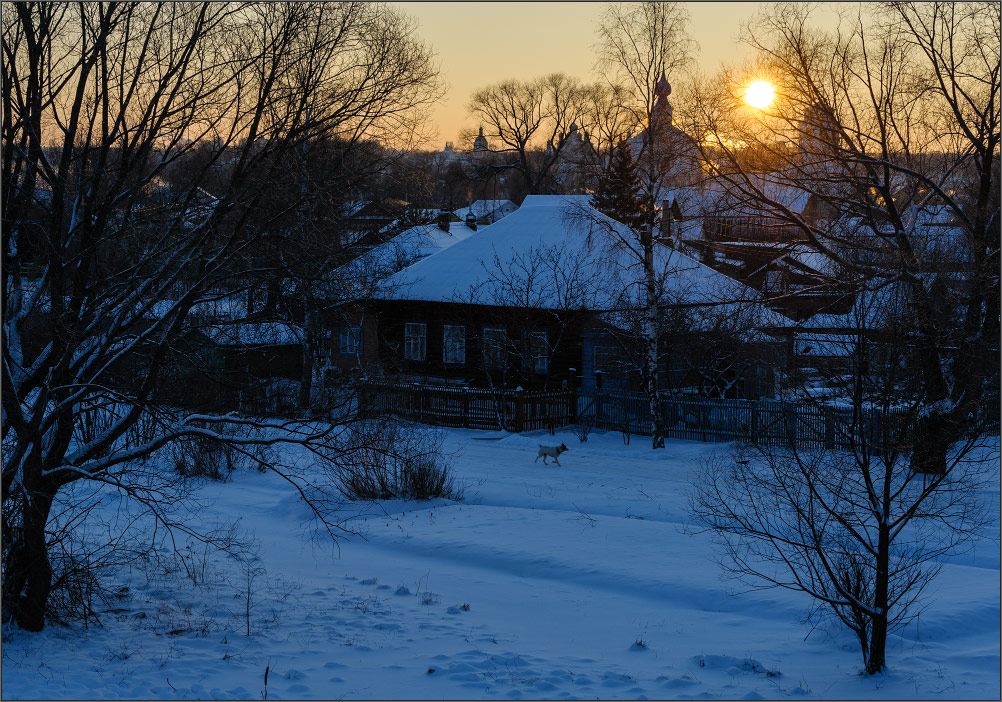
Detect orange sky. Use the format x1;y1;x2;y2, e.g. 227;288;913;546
393;2;841;150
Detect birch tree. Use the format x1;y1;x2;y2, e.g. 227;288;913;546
590;1;698;447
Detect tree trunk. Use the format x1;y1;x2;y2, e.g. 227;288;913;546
642;226;665;449
299;318;315;411
645;329;665;449
909;412;955;475
2;486;56;632
867;526;890;675
867;612;888;675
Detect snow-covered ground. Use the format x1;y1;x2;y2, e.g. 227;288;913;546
3;428;999;700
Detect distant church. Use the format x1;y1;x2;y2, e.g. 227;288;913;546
473;126;489;152
630;71;700;183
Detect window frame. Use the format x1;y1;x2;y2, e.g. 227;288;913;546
403;322;427;361
481;326;508;370
524;329;549;374
338;325;362;356
442;324;466;364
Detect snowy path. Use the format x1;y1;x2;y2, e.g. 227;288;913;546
2;428;998;700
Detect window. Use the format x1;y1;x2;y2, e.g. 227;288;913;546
339;325;361;356
524;330;549;374
404;322;427;361
317;329;333;361
482;327;507;370
443;324;466;364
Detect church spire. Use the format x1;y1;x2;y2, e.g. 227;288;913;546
473;125;489;152
651;71;673;129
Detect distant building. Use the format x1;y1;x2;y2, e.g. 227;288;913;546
629;72;701;184
473;126;489;152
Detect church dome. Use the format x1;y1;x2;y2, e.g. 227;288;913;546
473;126;489;152
655;71;671;99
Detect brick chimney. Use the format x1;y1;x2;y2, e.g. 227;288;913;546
436;207;451;232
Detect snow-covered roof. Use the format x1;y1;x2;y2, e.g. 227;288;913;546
361;222;481;269
301;220;489;304
664;177;813;219
767;281;907;334
202;320;301;347
454;199;517;221
381;195;772;314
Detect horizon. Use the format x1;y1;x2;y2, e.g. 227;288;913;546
394;1;846;150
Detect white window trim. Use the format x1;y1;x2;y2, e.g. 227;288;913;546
442;324;466;364
525;329;549;374
404;322;427;361
339;325;361;356
482;326;507;370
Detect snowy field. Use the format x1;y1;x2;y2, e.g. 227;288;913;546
2;428;999;700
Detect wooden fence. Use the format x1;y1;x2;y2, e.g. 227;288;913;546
576;390;883;451
358;382;574;434
358;382;999;451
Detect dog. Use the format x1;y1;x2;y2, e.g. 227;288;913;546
535;443;569;466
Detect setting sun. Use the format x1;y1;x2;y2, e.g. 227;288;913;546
744;80;775;110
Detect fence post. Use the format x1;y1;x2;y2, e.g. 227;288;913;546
568;369;578;426
515;388;524;433
824;409;834;449
462;388;470;429
785;404;796;451
751;402;759;445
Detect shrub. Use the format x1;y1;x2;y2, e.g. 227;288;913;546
168;435;237;481
330;421;459;501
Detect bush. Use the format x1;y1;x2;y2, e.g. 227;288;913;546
330;421;459;501
44;546;112;628
168;435;237;481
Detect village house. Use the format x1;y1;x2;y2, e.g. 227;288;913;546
323;195;777;397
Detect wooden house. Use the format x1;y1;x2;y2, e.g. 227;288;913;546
324;195;775;395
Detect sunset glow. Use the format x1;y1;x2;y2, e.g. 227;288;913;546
744;80;775;110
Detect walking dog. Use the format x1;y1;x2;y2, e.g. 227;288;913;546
535;443;569;466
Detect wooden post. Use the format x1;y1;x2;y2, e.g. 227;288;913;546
515;388;524;433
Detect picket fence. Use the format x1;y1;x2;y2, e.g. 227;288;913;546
357;382;574;434
358;382;1000;450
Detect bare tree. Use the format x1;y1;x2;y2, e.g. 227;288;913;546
1;1;440;631
585;1;701;448
685;0;999;675
595;1;696;133
466;73;591;197
681;1;998;473
575;82;644;181
690;288;995;674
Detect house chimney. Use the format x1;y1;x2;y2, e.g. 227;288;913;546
660;199;673;245
437;207;451;232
